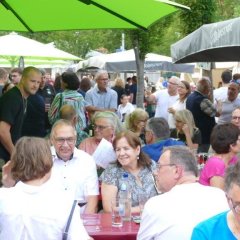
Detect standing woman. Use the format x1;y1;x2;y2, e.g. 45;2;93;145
100;131;158;214
168;80;191;129
171;109;201;151
48;71;87;131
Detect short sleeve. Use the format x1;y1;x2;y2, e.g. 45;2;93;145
99;163;120;187
191;227;208;240
85;90;93;106
109;90;118;110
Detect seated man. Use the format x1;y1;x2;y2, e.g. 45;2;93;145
142;117;184;162
137;146;229;240
50;119;99;214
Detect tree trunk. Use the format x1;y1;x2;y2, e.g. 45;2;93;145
134;47;145;109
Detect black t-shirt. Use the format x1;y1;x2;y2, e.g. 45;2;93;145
22;93;46;137
0;87;26;161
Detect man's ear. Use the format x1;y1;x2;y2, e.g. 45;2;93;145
174;165;184;180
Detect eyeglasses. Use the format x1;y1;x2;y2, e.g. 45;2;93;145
93;124;111;131
156;163;176;170
98;78;109;81
168;81;178;86
54;137;76;145
228;197;240;214
232;116;240;121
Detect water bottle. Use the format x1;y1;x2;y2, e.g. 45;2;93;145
118;172;132;221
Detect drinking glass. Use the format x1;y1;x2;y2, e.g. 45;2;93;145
111;198;123;227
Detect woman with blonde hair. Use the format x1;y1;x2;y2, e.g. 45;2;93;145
125;108;149;145
170;109;201;151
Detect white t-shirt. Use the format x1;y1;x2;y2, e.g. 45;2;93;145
154;89;178;121
0;178;90;240
137;183;229;240
168;99;186;129
51;147;99;212
213;86;228;102
117;102;135;122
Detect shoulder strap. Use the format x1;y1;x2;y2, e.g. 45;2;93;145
62;200;77;240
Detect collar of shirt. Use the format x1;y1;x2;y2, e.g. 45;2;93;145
95;85;108;93
51;146;78;163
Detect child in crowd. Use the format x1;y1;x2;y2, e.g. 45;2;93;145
117;94;135;122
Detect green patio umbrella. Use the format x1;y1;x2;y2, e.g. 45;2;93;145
0;0;189;32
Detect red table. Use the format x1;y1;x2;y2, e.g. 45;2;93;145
82;213;140;240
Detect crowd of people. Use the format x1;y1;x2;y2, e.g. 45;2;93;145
0;66;240;239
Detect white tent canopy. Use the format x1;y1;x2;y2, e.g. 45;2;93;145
77;49;194;73
0;32;80;67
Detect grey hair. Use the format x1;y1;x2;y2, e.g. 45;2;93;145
169;76;180;84
224;161;240;193
50;119;77;139
94;70;109;81
146;117;170;139
162;145;198;177
196;77;211;93
93;111;124;134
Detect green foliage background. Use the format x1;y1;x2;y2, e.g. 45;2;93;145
0;0;239;58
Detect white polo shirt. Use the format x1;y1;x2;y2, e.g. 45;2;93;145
51;147;99;204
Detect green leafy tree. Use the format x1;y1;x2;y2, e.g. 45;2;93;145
178;0;215;34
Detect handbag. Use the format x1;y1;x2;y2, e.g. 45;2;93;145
62;200;78;240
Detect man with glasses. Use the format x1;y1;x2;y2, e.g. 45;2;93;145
85;70;118;117
137;146;229;240
191;160;240;239
50;119;99;214
146;76;179;123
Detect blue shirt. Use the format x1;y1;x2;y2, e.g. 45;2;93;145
191;211;236;240
85;85;118;110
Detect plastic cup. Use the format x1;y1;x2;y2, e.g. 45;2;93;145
111;198;123;227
